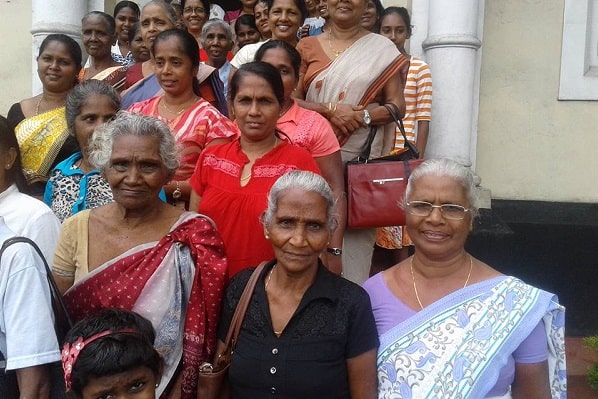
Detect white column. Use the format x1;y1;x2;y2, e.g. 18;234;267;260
88;0;106;12
422;0;484;168
31;0;87;94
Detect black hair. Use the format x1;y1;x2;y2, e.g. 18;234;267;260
365;0;384;32
230;61;285;105
235;14;258;35
114;0;141;18
38;34;83;71
127;21;141;44
381;6;412;36
254;39;300;79
82;11;117;36
63;309;161;398
265;0;308;24
152;29;201;96
0;116;28;193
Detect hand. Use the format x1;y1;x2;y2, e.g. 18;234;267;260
299;24;310;39
330;104;364;144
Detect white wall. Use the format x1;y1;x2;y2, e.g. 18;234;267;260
477;0;598;202
0;0;33;116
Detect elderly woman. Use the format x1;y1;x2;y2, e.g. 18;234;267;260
44;80;120;222
189;62;319;277
201;19;234;97
51;112;228;399
217;170;378;398
363;158;566;399
255;40;345;274
294;0;408;284
129;29;238;206
7;34;81;194
79;11;128;92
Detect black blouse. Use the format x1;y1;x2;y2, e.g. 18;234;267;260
218;260;379;399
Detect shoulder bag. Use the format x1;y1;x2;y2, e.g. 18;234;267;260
346;103;424;228
0;236;71;399
197;261;267;399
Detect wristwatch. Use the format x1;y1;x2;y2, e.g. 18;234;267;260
363;109;372;126
327;247;343;256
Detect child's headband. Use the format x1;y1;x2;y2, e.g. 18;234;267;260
61;328;138;390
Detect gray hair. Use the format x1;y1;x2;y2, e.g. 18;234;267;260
88;111;180;175
201;19;234;44
142;0;179;25
65;80;121;135
262;170;338;230
404;158;479;217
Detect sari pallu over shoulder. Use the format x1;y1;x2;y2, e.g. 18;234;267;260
376;276;566;399
63;212;228;399
303;34;409;162
14;107;69;183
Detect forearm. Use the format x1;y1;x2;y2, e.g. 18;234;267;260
16;365;51;399
415;120;429;158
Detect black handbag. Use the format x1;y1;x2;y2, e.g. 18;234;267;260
345;103;423;228
0;236;71;399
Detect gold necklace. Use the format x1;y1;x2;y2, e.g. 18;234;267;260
239;137;279;184
410;255;473;310
161;96;198;116
35;95;44;115
327;28;361;58
265;264;283;337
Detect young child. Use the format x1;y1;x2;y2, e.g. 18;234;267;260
61;309;162;399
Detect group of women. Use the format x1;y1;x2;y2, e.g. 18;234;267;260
1;0;567;398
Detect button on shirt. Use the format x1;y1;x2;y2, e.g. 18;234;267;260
218;260;379;399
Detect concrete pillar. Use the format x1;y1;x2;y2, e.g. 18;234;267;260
421;0;484;168
31;0;88;94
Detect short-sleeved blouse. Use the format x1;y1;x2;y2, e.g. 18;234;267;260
189;138;320;276
218;261;379;399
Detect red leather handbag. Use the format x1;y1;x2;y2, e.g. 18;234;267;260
346;104;423;228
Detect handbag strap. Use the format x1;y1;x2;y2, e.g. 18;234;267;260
0;236;74;361
383;103;420;159
217;261;268;363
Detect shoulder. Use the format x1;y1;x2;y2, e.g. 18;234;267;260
128;96;157;112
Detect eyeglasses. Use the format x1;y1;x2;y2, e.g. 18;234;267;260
406;201;470;220
183;7;206;15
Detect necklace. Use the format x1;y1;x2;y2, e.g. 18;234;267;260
161;96;198;116
410;255;473;310
265;264;283;337
239;137;279;184
35;95;44;115
265;264;277;289
327;28;361;58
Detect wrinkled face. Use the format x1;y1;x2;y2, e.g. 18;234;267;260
37;41;79;93
405;175;473;261
232;74;281;142
268;0;303;43
82;15;115;59
140;3;176;48
115;6;139;44
259;47;297;101
182;0;208;34
265;188;331;274
236;23;261;49
81;366;158;399
130;29;151;62
254;2;271;37
153;36;197;97
203;25;232;64
379;12;410;51
104;134;170;209
360;0;378;31
74;94;118;156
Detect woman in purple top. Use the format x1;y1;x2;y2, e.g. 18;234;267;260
363;158;566;399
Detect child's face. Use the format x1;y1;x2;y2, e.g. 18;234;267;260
81;366;158;399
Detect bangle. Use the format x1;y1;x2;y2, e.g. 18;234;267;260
327;102;338;114
172;181;182;200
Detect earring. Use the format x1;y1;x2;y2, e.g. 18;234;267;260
265;233;270;239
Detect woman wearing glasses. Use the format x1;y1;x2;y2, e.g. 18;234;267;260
363;158;566;399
